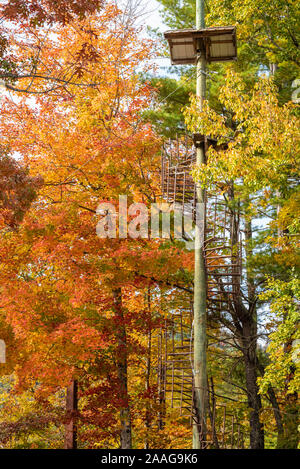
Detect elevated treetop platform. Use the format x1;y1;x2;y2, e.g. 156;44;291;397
164;26;237;65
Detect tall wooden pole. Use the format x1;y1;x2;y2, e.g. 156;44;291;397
193;0;207;449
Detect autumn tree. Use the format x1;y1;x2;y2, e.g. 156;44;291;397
0;2;193;448
258;276;299;449
184;70;299;448
0;0;104;93
0;147;42;230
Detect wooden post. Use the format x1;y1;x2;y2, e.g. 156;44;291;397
193;0;207;449
65;380;78;449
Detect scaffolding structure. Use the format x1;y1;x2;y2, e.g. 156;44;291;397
158;135;243;448
155;317;245;448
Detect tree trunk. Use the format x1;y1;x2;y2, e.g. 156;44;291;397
65;380;78;449
243;202;264;448
113;288;132;449
257;362;284;445
241;319;264;449
144;287;151;449
277;339;299;448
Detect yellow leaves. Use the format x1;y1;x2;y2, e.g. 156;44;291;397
277;192;300;233
259;276;300;396
184;97;229;140
184;70;300;193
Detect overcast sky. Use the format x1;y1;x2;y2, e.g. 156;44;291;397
142;0;165;30
130;0;171;74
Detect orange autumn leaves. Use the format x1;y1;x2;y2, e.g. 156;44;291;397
0;3;192;438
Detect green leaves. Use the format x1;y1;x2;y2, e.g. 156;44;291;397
259;275;300;395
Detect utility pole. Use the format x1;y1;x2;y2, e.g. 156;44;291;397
193;0;207;449
164;0;237;450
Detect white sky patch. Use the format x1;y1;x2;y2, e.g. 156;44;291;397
114;0;170;74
